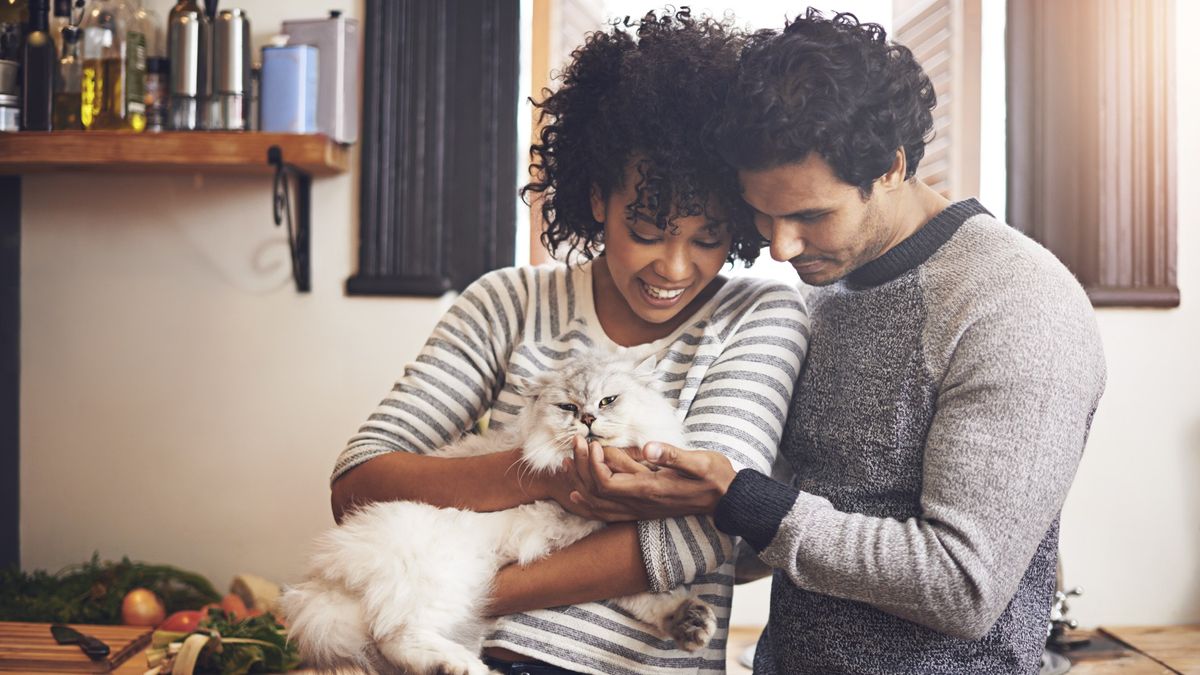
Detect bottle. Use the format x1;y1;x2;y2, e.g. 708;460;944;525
134;0;163;130
20;0;54;130
50;0;70;53
166;0;209;130
52;23;81;129
0;0;28;64
79;0;145;131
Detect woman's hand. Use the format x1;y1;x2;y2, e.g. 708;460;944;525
562;436;737;521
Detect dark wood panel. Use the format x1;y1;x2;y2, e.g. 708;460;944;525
0;176;17;570
347;0;518;296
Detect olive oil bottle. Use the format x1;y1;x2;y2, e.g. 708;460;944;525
79;0;145;130
53;25;83;130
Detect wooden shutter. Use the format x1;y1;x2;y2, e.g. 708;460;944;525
893;0;982;200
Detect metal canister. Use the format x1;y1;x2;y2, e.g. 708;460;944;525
260;43;318;134
166;0;211;130
212;8;250;130
0;93;19;132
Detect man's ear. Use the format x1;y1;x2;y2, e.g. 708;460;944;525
590;184;607;224
877;148;908;193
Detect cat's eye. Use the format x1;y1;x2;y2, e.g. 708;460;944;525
556;403;578;413
598;395;618;408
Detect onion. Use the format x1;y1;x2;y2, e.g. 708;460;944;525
121;588;166;626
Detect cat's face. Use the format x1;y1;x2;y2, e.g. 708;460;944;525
517;355;668;467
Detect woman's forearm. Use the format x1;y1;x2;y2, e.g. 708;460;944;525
330;449;548;523
486;523;650;616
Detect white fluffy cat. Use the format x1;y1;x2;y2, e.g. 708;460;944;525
280;352;717;675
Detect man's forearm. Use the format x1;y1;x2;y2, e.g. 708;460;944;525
330;449;547;523
486;523;650;616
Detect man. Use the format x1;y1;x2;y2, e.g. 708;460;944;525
565;9;1106;674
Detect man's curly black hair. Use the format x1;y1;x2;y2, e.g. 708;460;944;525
522;8;760;264
714;8;937;197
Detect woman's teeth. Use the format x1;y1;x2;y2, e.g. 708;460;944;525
644;283;685;300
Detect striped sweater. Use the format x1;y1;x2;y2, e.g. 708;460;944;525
332;260;809;674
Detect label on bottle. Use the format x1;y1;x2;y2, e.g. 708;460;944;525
125;30;146;130
81;63;95;128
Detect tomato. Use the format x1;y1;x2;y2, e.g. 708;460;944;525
219;593;248;620
159;610;204;632
121;588;166;626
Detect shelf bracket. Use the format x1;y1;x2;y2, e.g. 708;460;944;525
267;145;312;293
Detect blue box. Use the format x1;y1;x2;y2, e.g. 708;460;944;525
260;44;319;133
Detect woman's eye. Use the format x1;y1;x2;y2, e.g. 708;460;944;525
627;227;661;244
598;395;618;408
694;239;724;250
556;403;578;413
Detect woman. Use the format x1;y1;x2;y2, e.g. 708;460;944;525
329;10;809;674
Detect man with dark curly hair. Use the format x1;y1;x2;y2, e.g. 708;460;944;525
569;9;1107;674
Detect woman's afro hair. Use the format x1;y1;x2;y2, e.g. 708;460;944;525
522;8;761;264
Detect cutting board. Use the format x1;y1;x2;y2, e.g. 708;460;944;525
0;622;152;673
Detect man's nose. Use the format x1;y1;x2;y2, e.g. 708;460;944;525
769;221;806;262
581;413;596;426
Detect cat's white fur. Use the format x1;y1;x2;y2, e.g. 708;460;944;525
281;353;717;675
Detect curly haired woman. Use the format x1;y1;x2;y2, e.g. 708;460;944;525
327;9;810;675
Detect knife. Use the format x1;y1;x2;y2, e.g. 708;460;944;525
50;624;111;660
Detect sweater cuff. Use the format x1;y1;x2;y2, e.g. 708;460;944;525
714;468;800;552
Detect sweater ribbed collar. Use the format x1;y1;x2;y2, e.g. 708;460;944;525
845;198;991;288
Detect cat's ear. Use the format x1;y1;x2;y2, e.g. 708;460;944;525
513;370;556;400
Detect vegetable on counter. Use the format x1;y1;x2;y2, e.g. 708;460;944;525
0;553;221;625
122;588;167;626
145;609;301;675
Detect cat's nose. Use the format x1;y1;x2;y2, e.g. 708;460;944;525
580;413;596;427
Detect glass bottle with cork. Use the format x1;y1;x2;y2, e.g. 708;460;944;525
79;0;145;130
52;5;83;130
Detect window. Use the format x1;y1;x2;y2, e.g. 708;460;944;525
1007;0;1178;307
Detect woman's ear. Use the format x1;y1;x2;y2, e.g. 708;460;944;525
590;184;607;224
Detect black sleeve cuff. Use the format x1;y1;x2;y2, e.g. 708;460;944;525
714;468;801;552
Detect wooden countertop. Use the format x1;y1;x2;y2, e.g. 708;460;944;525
1;622;1195;673
725;625;1200;675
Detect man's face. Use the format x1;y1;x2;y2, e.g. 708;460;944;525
739;154;898;286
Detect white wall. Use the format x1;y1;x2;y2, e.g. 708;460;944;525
18;0;1199;631
17;0;460;590
1057;0;1200;626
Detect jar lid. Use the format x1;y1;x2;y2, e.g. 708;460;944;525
0;93;19;106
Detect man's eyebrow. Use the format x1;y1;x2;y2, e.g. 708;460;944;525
782;207;833;219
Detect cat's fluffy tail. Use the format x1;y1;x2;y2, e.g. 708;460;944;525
279;579;372;671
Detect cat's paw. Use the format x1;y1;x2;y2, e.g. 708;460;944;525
666;597;717;652
431;660;492;675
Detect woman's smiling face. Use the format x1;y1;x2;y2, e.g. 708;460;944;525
591;161;733;328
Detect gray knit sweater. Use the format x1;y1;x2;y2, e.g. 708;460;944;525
715;200;1106;674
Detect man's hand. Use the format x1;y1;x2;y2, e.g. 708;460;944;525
563;436;737;521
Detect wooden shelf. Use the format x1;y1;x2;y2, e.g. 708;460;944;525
0;131;350;176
